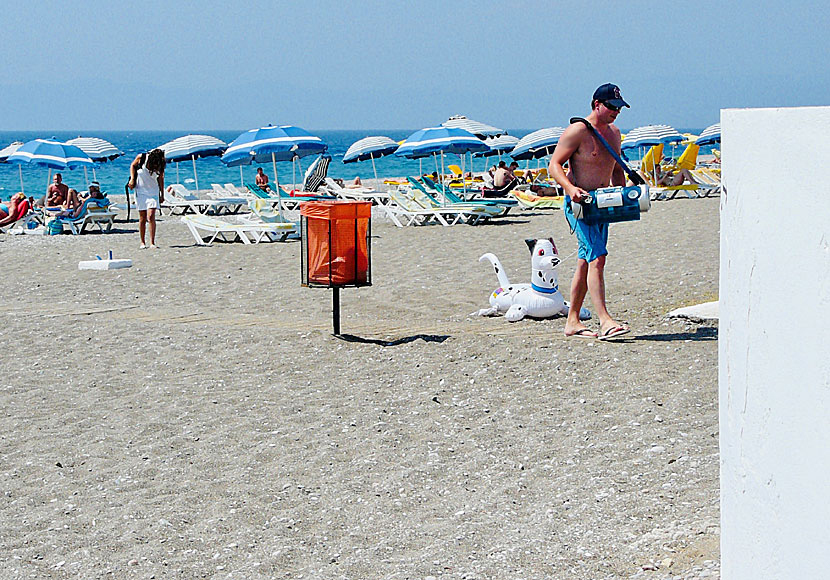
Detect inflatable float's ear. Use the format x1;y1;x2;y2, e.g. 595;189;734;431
524;239;536;253
549;237;557;255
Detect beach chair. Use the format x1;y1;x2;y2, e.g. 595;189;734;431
165;184;243;215
382;189;470;227
246;183;327;210
420;176;516;214
405;186;502;224
181;214;297;245
509;189;565;210
323;178;390;206
209;184;250;207
54;198;118;234
0;198;36;233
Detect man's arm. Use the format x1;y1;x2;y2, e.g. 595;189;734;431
549;124;588;202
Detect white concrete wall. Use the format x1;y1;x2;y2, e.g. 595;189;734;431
720;106;830;579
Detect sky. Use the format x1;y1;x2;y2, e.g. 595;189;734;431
1;0;828;132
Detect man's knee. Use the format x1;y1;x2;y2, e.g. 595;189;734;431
590;255;607;269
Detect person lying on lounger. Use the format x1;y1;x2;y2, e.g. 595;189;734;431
0;192;30;227
643;166;699;187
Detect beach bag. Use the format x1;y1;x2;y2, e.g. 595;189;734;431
46;219;63;235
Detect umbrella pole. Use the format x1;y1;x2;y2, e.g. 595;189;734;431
371;154;378;190
18;165;24;194
176;163;180;184
240;165;244;187
272;152;282;218
84;166;89;189
440;153;446;206
192;155;199;191
292;158;296;191
93;167;97;182
460;153;466;199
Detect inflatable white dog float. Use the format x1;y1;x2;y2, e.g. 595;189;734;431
474;238;591;322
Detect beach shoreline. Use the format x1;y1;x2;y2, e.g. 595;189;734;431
0;197;720;578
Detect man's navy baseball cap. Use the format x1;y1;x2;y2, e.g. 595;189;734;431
593;83;630;109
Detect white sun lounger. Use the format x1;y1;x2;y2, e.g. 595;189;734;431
165;184;245;215
323;178;390;206
181;214;297;245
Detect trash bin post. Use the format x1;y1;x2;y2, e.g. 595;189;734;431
300;200;372;336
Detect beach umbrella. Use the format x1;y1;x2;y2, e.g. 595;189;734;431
6;138;94;194
66;136;124;185
620;124;684;150
395;126;488;159
158;134;227;191
696;123;721;146
395;126;489;201
221;125;327;215
0;141;24;162
441;116;506;176
474;134;520;157
0;141;25;194
66;137;123;162
441;115;506;139
343;136;399;187
510;127;566;161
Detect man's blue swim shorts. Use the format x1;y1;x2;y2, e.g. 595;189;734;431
563;196;609;262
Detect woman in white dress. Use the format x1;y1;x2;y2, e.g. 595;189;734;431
128;149;166;248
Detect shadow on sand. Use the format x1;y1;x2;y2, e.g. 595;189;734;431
634;326;718;342
335;333;451;347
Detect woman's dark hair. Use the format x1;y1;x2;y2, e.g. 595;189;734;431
145;149;166;175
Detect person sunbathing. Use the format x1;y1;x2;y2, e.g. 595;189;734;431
529;183;562;197
649;167;699;187
45;173;70;207
0;192;30;227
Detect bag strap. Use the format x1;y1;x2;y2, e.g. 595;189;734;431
570;117;645;186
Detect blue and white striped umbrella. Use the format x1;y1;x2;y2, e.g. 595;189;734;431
158;134;227;190
159;134;226;163
510;127;565;161
66;137;123;162
621;124;684;150
0;141;24;163
221;125;327;216
394;126;488;159
474;134;520;158
695;123;721;146
343;136;399;163
441;115;506;139
6;138;94;194
343;135;399;187
221;125;327;167
6;138;94;170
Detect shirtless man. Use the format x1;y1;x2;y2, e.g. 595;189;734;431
255;167;270;191
493;161;512;188
549;83;631;340
46;173;70;207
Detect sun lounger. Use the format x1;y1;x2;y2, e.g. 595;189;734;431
509;189;565;210
323;178;390;206
382;189;477;227
181;214;297;245
420;176;516;214
53;198;118;234
405;182;501;223
209;184;250;206
0;198;37;233
245;183;329;210
165;184;244;215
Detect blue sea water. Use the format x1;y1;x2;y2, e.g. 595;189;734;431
0;128;711;200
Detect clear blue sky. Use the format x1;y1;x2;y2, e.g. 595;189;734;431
1;0;828;132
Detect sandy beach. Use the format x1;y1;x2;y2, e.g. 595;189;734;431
0;197;720;579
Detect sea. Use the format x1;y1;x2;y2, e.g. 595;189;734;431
0;129;712;201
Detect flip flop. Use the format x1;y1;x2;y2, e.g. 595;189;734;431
598;325;630;341
566;328;597;339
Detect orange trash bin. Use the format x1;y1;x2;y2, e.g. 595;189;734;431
300;200;372;288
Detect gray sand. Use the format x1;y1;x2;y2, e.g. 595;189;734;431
0;197;720;579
